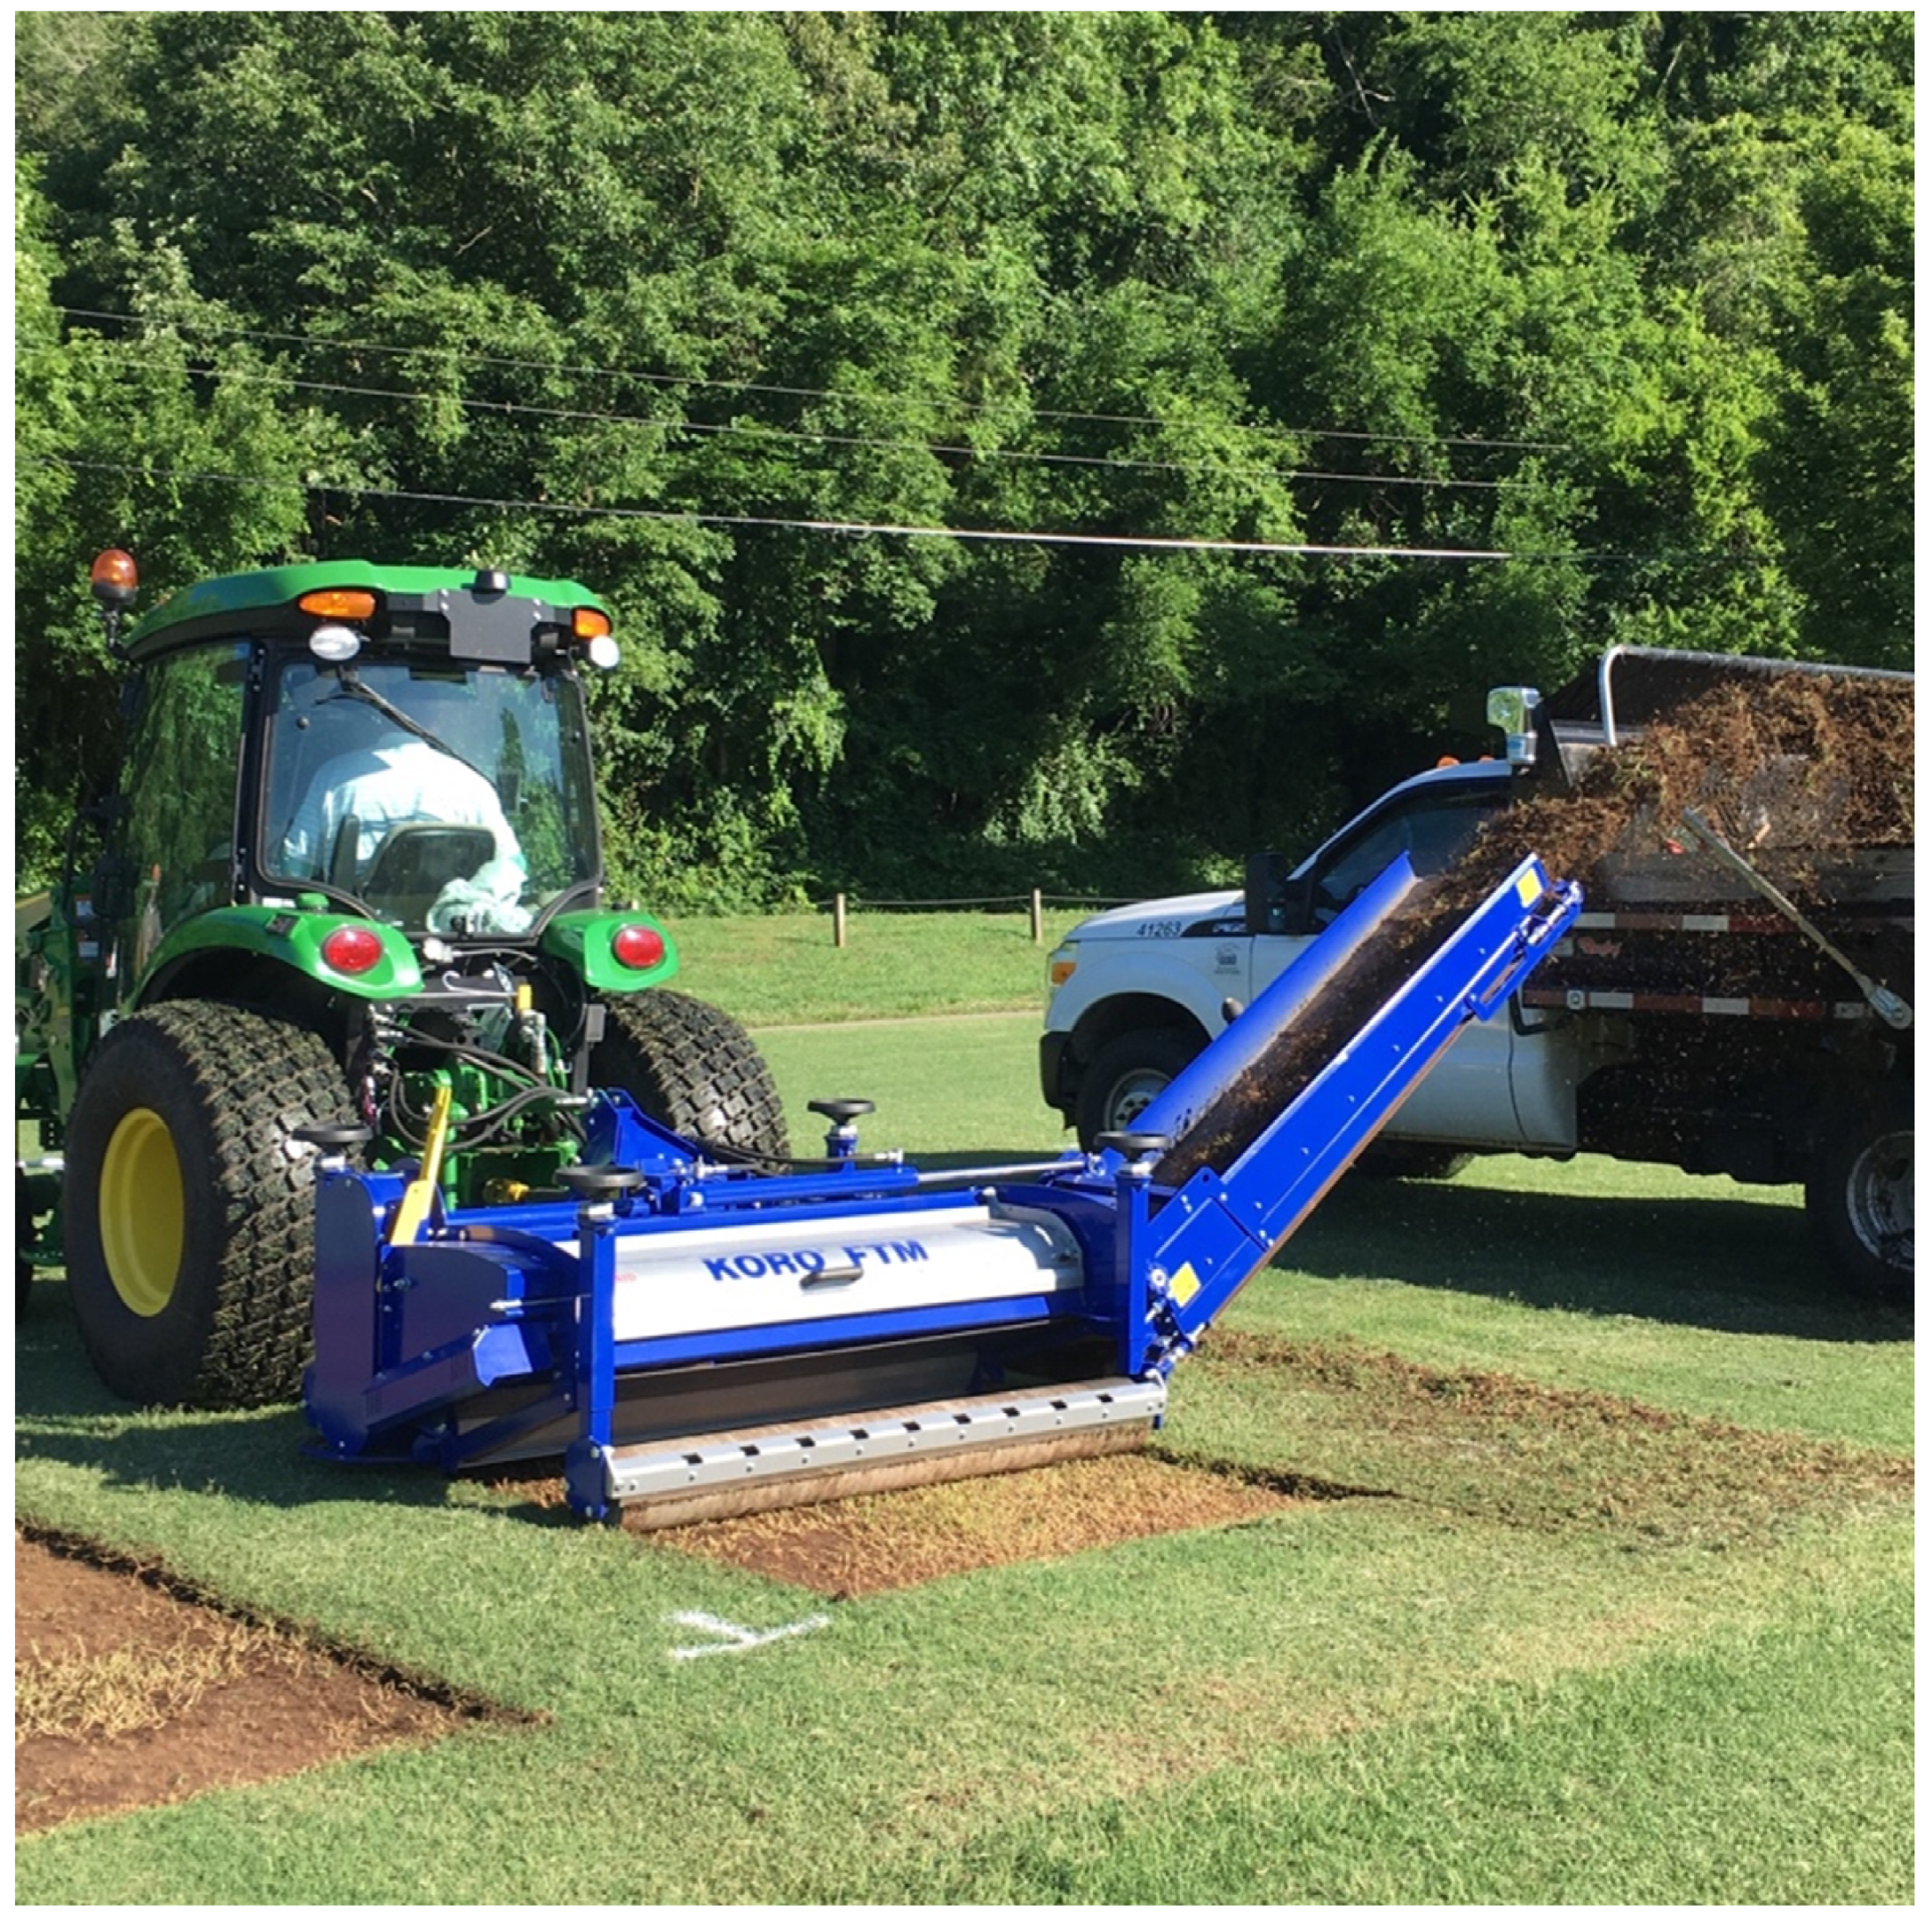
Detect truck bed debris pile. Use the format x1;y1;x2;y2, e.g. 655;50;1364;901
1509;665;1913;885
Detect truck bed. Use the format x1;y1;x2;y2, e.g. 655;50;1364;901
1589;845;1913;914
1529;844;1912;1025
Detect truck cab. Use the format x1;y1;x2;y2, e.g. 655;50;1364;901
1041;759;1574;1157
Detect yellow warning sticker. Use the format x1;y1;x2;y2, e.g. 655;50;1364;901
1170;1262;1202;1306
1516;868;1541;906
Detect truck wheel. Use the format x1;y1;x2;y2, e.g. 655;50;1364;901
1075;1028;1201;1152
1805;1082;1913;1304
63;1003;350;1408
593;990;791;1163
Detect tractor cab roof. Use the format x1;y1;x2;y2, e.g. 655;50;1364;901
120;560;611;670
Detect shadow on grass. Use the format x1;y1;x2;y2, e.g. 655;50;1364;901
12;1284;575;1528
1288;1168;1913;1343
17;1153;1907;1524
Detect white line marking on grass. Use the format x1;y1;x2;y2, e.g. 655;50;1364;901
667;1609;831;1661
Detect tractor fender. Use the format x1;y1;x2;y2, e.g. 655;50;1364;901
539;910;680;993
136;906;423;1002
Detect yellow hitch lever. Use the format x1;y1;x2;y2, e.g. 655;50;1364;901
391;1083;455;1244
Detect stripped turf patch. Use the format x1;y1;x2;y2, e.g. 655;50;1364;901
14;1527;532;1836
496;1333;1910;1591
1180;1333;1914;1549
647;1453;1299;1595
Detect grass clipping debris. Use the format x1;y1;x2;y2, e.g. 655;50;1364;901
16;1621;286;1743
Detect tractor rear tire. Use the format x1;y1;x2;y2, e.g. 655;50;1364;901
593;990;791;1163
63;1002;351;1408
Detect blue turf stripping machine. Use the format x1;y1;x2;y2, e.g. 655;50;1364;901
304;854;1581;1524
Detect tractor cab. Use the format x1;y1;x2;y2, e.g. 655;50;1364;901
97;554;614;970
259;649;597;938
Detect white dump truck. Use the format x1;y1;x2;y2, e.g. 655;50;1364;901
1039;648;1914;1301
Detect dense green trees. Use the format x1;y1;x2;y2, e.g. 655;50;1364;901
14;11;1913;904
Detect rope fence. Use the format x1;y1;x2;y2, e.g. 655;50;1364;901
812;889;1139;946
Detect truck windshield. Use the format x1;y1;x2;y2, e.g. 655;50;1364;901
259;656;600;935
1301;782;1505;927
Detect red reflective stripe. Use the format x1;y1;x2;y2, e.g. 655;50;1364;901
1521;986;1842;1020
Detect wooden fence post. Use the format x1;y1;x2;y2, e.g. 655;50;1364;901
1030;887;1044;945
832;893;847;948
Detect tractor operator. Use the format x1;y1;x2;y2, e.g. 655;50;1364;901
279;731;532;933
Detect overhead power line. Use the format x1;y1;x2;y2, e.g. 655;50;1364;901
48;305;1575;457
41;453;1703;567
33;339;1539;496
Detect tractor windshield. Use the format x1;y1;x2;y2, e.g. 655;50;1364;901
260;656;601;935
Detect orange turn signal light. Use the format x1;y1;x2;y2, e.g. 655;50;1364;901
300;589;379;620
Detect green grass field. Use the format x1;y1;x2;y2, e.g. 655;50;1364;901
13;931;1914;1903
665;906;1066;1024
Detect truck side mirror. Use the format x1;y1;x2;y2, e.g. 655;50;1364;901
1246;851;1314;936
1486;685;1542;767
1275;875;1318;935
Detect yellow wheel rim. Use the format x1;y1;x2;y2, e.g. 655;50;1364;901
99;1107;186;1317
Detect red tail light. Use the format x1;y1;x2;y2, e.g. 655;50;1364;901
322;925;384;975
611;923;666;971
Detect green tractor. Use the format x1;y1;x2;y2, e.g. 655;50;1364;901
16;551;789;1407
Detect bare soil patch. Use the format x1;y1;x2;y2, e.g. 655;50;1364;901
647;1452;1301;1596
14;1528;512;1836
491;1449;1302;1595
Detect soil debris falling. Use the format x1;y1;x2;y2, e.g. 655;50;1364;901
1154;664;1914;1186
